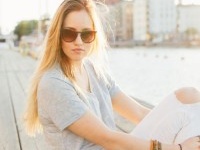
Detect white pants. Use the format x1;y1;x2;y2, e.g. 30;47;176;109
130;93;200;144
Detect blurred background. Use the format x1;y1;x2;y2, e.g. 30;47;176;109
1;1;200;148
1;0;200;48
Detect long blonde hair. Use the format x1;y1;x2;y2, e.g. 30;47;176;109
24;0;109;136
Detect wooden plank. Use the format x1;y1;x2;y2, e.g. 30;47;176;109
6;72;39;150
0;72;21;150
6;49;47;150
0;53;4;72
15;71;48;150
4;49;48;150
14;53;50;149
3;50;42;150
16;55;36;72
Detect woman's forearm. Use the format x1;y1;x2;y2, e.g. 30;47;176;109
103;130;149;150
112;92;151;124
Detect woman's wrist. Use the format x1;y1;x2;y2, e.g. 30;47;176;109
155;142;180;150
168;144;181;150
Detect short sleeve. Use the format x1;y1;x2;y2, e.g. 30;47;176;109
104;71;121;98
37;76;88;131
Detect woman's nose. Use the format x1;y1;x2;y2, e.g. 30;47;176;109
74;34;83;45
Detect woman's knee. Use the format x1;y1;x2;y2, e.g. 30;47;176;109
175;87;200;104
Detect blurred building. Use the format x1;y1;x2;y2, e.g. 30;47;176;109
0;34;15;49
107;0;134;45
119;1;134;41
107;0;177;46
148;0;177;42
177;5;200;33
133;0;148;42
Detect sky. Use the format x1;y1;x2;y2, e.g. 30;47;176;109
0;0;200;35
0;0;63;34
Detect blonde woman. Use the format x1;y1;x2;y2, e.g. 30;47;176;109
24;0;200;149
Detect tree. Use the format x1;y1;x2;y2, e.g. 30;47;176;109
14;20;38;40
185;27;198;40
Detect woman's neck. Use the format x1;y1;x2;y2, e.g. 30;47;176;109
71;60;91;93
73;64;84;74
71;60;84;75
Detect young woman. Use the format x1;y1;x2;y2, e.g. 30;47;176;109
24;0;200;149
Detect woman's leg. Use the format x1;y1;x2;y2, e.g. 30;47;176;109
130;87;200;144
175;87;200;104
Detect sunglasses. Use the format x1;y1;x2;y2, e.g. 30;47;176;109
61;29;97;43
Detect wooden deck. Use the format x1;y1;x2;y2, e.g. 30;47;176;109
0;48;48;150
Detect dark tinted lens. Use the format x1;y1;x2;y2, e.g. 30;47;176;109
62;29;77;42
81;31;96;43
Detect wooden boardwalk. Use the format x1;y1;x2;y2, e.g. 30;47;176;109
0;48;48;150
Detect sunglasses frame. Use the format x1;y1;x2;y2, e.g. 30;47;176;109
61;29;97;43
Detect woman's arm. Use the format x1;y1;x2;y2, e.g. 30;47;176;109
67;109;199;150
67;110;149;150
111;91;151;124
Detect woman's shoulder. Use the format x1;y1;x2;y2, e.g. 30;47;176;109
175;87;200;104
39;65;72;88
84;59;99;77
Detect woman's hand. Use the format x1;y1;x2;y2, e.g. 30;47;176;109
180;136;200;150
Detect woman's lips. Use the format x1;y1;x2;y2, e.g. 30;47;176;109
72;48;84;52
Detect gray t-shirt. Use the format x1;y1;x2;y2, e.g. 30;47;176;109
37;60;121;150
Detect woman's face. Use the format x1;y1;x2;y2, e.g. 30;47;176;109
61;10;95;63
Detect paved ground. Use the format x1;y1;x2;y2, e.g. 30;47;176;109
0;48;48;150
